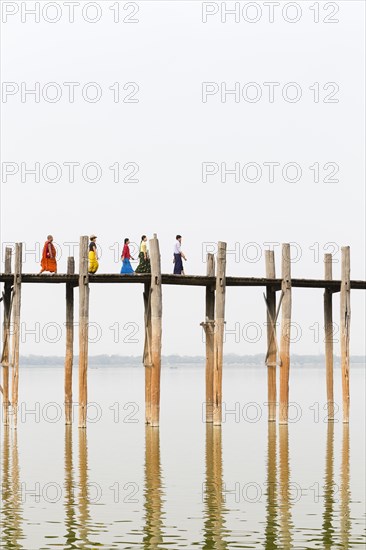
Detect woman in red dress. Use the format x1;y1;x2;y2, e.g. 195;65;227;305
120;238;135;274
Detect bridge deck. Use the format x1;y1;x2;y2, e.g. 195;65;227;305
0;273;365;290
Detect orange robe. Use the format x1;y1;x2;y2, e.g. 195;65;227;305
41;241;57;272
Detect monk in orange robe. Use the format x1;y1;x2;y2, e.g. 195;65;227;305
40;235;57;273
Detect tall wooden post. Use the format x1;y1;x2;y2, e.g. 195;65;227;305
204;253;215;423
340;247;351;423
279;243;292;424
65;257;75;425
149;234;162;427
213;242;226;426
324;253;334;421
265;250;277;422
2;247;12;423
143;281;152;424
78;237;89;428
11;243;22;426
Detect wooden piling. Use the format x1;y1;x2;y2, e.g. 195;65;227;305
213;242;226;426
204;253;215;422
265;250;277;422
340;247;351;423
279;243;292;424
78;237;89;428
2;247;12;423
143;281;152;424
324;253;334;420
149;235;162;427
11;243;22;425
65;257;75;425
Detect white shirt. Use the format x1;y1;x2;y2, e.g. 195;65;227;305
173;240;181;255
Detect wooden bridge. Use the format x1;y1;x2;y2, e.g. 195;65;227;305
1;235;364;428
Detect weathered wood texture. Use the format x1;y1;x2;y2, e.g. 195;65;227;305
11;243;22;425
0;272;365;290
265;250;277;422
213;242;226;425
340;247;351;423
65;257;75;425
149;235;162;427
279;244;292;424
2;247;12;423
143;281;152;424
78;237;89;428
324;254;334;420
204;254;215;423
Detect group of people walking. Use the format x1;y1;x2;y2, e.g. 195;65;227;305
39;234;187;275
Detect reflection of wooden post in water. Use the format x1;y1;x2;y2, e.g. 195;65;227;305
78;429;93;547
203;425;227;549
264;422;278;548
64;425;77;548
340;424;350;549
2;247;12;425
1;425;24;548
321;422;335;549
278;425;293;550
143;427;163;548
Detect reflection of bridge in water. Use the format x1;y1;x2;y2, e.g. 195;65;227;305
1;237;363;426
0;422;356;548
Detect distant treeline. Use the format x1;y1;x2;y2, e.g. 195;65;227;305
19;354;366;366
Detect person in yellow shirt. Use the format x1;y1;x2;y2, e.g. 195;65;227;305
88;235;99;274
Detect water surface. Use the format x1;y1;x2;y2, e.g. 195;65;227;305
1;365;365;549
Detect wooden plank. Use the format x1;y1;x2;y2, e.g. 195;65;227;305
279;243;292;424
0;272;365;290
340;247;351;423
213;242;226;426
78;237;89;428
324;253;334;421
149;235;162;427
204;253;215;423
65;257;75;425
11;243;22;426
265;250;277;422
2;247;12;424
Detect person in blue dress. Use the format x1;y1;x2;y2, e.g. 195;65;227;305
120;238;135;274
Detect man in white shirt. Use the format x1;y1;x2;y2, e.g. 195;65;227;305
173;234;187;275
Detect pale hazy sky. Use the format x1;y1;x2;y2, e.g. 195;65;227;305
1;0;365;356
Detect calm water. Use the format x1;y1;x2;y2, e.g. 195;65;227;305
1;365;365;549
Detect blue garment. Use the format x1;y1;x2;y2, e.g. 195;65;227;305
121;258;134;274
173;253;183;274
